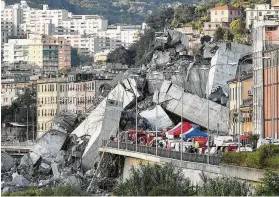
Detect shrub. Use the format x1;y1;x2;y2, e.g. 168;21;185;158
254;171;279;196
221;144;279;170
199;174;251;196
114;163;195;196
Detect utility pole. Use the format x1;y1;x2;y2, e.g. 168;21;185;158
32;106;35;143
26;106;29;144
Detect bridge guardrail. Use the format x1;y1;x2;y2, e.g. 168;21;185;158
102;140;221;165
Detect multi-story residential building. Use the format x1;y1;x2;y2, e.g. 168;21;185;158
57;15;107;35
263;48;279;140
36;75;109;138
42;35;71;72
272;0;279;7
1;80;35;106
246;4;279;29
228;73;253;135
53;34;96;56
210;5;242;23
95;25;141;53
252;18;279;138
3;35;71;71
20;19;55;35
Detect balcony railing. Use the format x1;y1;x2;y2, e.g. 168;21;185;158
264;40;279;51
102;140;221;166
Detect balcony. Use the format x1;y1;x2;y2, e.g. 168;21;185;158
264;40;279;51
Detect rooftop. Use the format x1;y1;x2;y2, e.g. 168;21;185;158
211;5;241;11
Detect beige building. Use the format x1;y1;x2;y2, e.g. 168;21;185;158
210;5;242;23
36;75;104;138
228;73;253;135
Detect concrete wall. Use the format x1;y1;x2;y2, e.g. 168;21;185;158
101;147;265;185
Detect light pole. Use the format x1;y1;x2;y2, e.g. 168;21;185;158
153;71;159;156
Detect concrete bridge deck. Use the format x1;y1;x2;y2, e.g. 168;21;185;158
100;141;265;184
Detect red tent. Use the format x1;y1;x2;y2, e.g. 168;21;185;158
167;122;193;136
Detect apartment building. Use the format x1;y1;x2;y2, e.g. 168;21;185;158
41;35;71;72
252;18;279;137
210;5;242;23
57;15;107;35
36;75;101;138
263;48;279;140
1;80;34;106
246;4;279;29
53;34;96;56
228;73;253;135
95;25;141;53
272;0;279;7
3;35;71;71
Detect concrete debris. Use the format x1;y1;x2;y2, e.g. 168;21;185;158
39;163;51;174
155;80;229;132
146;71;164;94
64;175;82;187
11;173;29;187
51;162;60;179
20;154;33;168
1;152;16;172
150;51;171;66
140;105;173;130
72;77;139;170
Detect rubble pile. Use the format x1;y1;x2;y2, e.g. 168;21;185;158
1;112;111;195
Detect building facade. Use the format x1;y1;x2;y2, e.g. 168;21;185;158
210;5;242;23
246;4;279;29
36;76;98;138
263;48;279;140
228;73;253;135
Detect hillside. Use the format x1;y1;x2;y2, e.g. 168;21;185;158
6;0;193;24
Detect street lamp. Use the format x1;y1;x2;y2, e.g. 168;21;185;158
153;71;160;156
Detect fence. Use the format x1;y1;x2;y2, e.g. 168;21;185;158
102;140;221;165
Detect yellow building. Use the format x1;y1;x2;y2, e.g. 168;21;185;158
228;73;253;135
36;78;65;138
28;40;43;68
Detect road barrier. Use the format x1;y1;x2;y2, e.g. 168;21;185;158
102;140;221;165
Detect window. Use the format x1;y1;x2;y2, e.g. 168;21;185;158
230;11;232;15
215;11;217;15
259;12;262;16
222;11;224;15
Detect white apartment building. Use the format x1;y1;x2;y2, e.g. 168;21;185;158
95;25;142;53
57;15;107;35
20;19;55;35
3;38;42;66
246;4;279;29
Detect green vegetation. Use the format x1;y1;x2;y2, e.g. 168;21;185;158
146;7;174;31
71;48;94;66
2;186;89;196
199;173;251;196
1;88;36;124
221;144;279;171
216;0;229;6
255;171;279;196
213;26;233;42
114;163;253;196
114;163;195;196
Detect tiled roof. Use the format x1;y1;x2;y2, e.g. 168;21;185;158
211;5;241;11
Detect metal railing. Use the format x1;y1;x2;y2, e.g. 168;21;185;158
102;141;221;165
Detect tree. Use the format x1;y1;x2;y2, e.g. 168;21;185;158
199;173;251;196
146;7;174;31
214;27;225;41
114;163;195;196
174;4;195;25
200;35;212;44
232;0;244;8
255;171;279;196
230;19;245;35
216;0;229;6
1;88;37;124
106;46;133;65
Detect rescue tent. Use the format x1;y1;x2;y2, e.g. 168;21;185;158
183;128;208;140
166;122;193;139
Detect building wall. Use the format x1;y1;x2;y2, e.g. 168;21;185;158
211;7;242;23
36;78;98;138
263;49;279;140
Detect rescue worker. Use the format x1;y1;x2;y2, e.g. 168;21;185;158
194;140;200;153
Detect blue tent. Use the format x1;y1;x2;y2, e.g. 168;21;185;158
183;128;208;140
